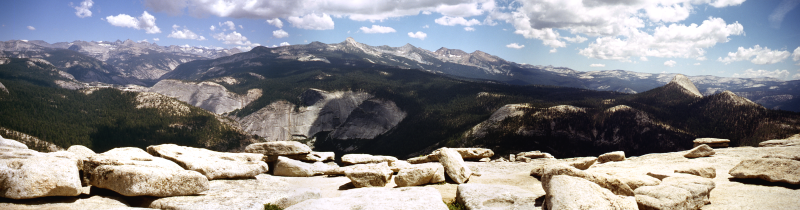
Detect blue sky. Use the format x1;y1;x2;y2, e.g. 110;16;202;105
2;0;800;80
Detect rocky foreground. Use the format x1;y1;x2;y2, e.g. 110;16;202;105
1;135;799;210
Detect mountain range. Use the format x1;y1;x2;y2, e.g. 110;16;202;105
1;38;799;158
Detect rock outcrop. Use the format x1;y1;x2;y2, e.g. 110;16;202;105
436;147;472;184
693;138;730;148
545;175;638;210
394;163;445;187
341;154;398;165
236;89;405;144
0;129;63;152
541;164;635;196
452;148;494;160
759;134;800;147
148;79;262;115
345;162;393;188
245;141;311;156
684;144;715;158
634;176;715;210
675;165;716;178
147;144;269;180
274;156;315;177
0;142;82;199
729;158;800;185
566;157;598;170
598;151;626;163
456;184;539;210
81;147;209;197
285;187;448;210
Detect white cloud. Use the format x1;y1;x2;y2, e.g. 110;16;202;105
644;3;693;23
168;25;206;40
220;21;235;30
408;31;427;40
267;18;283;28
359;25;396;34
563;35;587;43
590;64;605;67
434;3;484;17
664;60;677;67
579;17;743;62
153;38;159;41
106;11;162;34
793;46;800;65
464;27;475;31
640;57;648;61
209;25;215;31
434;16;481;26
72;0;93;18
238;25;243;29
280;42;290;46
694;63;701;65
27;26;35;30
288;13;334;30
423;24;429;28
718;45;791;65
139;39;149;43
213;31;260;49
769;0;800;28
549;48;557;53
273;29;289;38
506;43;525;49
733;69;791;80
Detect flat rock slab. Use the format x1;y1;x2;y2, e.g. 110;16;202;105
0;148;82;199
456;183;538;210
542;164;634;196
729;158;800;185
287;151;335;162
598;151;626;163
517;151;554;159
285;187;448;210
149;174;320;210
245;141;311;156
635;176;715;210
147;144;268;180
684;144;715;158
341;154;398;165
0;195;146;210
675;165;716;178
758;134;800;147
565;157;597;170
82;147;209;197
275;156;315;177
693;138;730;148
545;175;637;210
452;148;494;160
394;163;445;187
436;147;472;184
345;162;393;188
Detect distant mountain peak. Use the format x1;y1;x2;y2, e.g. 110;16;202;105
717;90;759;107
668;74;702;97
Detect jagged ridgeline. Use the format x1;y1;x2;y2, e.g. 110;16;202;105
462;75;800;157
0;57;255;153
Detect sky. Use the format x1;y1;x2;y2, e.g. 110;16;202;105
2;0;800;80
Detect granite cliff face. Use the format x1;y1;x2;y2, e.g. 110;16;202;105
147;79;262;115
235;89;406;146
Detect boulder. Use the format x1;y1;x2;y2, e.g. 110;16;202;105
286;151;335;162
517;151;554;159
479;157;490;162
0;149;82;199
541;164;634;196
566;157;598;170
345;162;393;188
436;147;472;184
452;148;494;160
394;163;445;187
407;154;438;164
646;172;697;180
675;165;716;178
598;151;626;163
310;162;338;175
759;134;800;147
244;141;311;156
147;144;268;180
615;174;661;190
634;176;715;210
285;187;448;210
150;174;320;210
692;138;730;148
545;175;638;210
341;154;398;165
389;160;412;172
456;184;539;210
82;147;209;197
729;158;800;185
0;136;27;150
66;145;96;159
684;144;715;158
274;156;315;177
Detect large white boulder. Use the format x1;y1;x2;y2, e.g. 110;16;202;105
452;148;494;160
545;175;638;210
341;154;398;165
541;164;635;196
598;151;626;163
0;135;28;150
0;148;82;199
394;163;445;187
150;174;320;210
82;147;209;197
436;147;472;184
244;141;311;156
456;184;539;210
274;156;315;177
345;162;393;188
684;144;715;158
147;144;268;180
285;187;448;210
634;176;715;210
729;158;800;185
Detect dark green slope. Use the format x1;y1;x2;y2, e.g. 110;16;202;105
0;58;253;153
